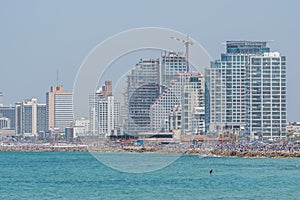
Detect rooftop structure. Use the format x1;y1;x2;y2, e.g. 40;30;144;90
246;52;286;139
226;41;270;54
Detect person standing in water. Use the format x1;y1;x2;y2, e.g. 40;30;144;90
210;169;213;176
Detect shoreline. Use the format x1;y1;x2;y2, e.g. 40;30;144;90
1;145;300;158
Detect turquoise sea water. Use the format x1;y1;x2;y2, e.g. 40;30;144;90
0;152;299;200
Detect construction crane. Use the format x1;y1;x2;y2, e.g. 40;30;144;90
171;35;193;72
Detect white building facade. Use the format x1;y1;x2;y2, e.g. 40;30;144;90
246;52;286;139
0;117;10;129
16;98;47;136
151;72;205;135
206;41;286;139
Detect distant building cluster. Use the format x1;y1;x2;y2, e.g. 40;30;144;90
0;86;75;139
0;40;290;141
87;52;206;138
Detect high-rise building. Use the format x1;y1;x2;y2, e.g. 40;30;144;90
125;52;197;136
246;52;286;139
16;99;37;136
89;81;120;136
181;73;205;135
15;98;47;136
206;41;286;139
151;72;205;135
161;51;187;87
89;89;102;134
37;104;47;134
0;106;16;129
125;58;161;135
46;86;73;132
98;96;120;136
206;41;270;133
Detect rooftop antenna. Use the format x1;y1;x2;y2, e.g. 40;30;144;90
0;92;3;106
56;69;59;86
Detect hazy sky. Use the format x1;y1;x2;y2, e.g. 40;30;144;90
0;0;299;121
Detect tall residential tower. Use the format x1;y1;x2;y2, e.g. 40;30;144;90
246;52;286;139
89;81;120;136
15;98;47;136
206;41;286;139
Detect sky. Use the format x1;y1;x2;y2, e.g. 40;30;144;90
0;0;299;121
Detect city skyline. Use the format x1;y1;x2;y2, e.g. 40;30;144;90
1;2;300;199
1;0;300;122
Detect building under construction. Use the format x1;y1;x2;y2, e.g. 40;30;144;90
124;51;205;136
125;58;161;135
161;51;187;87
151;72;205;135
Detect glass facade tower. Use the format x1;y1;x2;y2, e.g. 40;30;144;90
207;41;286;139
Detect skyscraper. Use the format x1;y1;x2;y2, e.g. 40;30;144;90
89;88;102;135
98;96;120;136
89;80;114;134
125;58;160;135
246;52;286;139
16;99;37;136
37;104;47;134
15;98;47;136
46;86;73;132
89;81;120;136
161;51;187;87
207;41;286;139
125;53;188;136
181;73;205;135
206;41;270;133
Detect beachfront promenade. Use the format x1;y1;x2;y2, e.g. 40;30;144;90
1;141;300;158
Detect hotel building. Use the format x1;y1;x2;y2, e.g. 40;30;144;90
206;41;286;139
15;98;47;136
46;86;73;132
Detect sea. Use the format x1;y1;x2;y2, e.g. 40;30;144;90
0;152;299;200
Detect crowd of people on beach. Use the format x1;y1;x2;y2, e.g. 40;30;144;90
100;139;300;157
2;140;300;157
213;141;300;153
204;141;300;157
